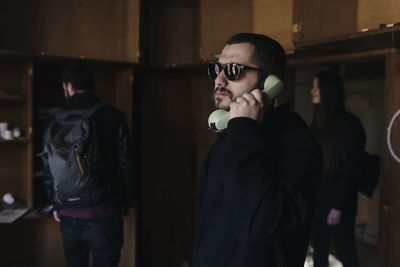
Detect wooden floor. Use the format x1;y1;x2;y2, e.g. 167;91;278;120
0;212;137;267
305;238;378;267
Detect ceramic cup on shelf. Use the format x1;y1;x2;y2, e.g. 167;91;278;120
3;129;13;140
12;127;21;138
0;122;8;138
2;193;15;205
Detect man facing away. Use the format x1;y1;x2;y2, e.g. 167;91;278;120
190;33;322;267
42;65;137;267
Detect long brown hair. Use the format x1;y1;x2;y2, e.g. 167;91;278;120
310;70;346;172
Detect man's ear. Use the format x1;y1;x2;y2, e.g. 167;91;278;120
62;82;68;98
66;82;75;96
257;73;268;90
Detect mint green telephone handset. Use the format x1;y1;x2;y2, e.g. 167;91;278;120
208;74;284;132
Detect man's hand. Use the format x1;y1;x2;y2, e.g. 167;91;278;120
229;89;264;121
53;210;60;222
327;208;341;225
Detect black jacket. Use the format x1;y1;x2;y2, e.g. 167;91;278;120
314;112;366;218
42;92;137;208
191;105;322;267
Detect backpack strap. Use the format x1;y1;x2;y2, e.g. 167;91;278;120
55;103;105;120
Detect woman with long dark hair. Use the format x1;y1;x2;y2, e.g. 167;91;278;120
310;70;366;267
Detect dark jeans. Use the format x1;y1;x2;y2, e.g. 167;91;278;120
59;215;124;267
312;214;359;267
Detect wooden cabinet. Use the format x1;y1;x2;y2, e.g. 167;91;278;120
0;0;140;63
144;2;198;67
139;67;216;267
144;0;252;67
199;0;253;61
144;0;400;64
0;52;135;210
0;57;33;207
293;0;358;45
357;0;400;31
293;0;400;47
253;0;294;53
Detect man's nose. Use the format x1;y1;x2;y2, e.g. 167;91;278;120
215;70;228;89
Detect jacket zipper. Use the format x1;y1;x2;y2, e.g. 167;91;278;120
75;148;86;180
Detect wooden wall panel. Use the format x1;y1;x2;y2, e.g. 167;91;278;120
138;68;217;267
0;0;140;62
144;0;252;66
0;60;33;207
379;51;400;267
253;0;294;53
0;1;39;53
92;67;118;106
199;0;253;61
358;0;400;31
293;0;357;45
145;3;196;67
140;72;196;267
0;146;25;196
190;72;216;185
115;70;134;129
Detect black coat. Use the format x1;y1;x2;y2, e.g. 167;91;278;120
42;92;137;208
191;105;322;267
314;112;366;219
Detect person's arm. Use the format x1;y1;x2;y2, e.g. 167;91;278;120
117;119;138;208
220;117;311;242
331;117;366;212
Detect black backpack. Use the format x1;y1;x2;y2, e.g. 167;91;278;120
42;103;110;208
358;152;381;198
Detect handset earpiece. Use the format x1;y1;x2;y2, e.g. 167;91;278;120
262;74;284;99
208;74;284;132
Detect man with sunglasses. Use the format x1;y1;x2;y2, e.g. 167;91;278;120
191;33;322;267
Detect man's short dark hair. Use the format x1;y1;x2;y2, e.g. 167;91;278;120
226;33;286;82
61;64;94;92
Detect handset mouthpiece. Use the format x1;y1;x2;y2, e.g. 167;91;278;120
263;74;284;100
208;109;230;132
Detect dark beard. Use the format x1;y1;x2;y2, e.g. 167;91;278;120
211;87;233;110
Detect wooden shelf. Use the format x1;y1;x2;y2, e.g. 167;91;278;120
295;25;400;49
0;97;27;103
0;137;31;144
287;26;400;67
0;49;139;67
293;26;400;56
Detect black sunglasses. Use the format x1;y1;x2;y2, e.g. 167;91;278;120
208;62;264;81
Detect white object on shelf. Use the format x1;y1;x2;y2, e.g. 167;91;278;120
3;130;13;140
0;122;8;138
12;127;21;138
3;193;15;205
